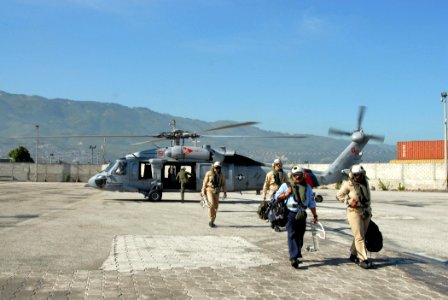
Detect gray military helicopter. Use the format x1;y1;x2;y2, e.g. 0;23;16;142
87;106;384;201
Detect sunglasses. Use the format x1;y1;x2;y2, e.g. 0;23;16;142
293;173;304;178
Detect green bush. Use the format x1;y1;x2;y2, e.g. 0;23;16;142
398;182;405;191
64;174;71;182
378;179;390;191
335;181;342;190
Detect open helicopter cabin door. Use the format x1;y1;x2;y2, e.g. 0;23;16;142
161;162;197;191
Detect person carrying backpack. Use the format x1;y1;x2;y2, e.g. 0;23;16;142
262;158;287;200
274;166;318;269
336;164;373;269
262;159;288;231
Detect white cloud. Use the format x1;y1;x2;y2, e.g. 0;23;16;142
299;15;325;34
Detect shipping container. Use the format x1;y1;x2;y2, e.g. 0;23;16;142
397;140;446;160
390;159;445;164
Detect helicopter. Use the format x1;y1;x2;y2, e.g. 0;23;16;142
86;106;384;201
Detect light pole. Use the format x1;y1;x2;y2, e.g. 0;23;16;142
441;91;447;189
89;145;96;164
35;125;39;182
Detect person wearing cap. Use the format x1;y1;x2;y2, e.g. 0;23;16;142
201;161;227;228
274;165;318;269
262;158;287;200
336;164;373;269
176;167;191;202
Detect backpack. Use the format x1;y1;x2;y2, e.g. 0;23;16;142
365;220;383;252
267;196;288;227
257;200;270;220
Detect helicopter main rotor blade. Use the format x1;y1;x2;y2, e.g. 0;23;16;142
201;134;307;139
205;121;259;132
4;134;156;139
131;138;168;146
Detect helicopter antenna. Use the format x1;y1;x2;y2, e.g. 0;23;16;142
170;120;176;131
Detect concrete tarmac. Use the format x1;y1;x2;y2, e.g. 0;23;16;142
0;182;447;299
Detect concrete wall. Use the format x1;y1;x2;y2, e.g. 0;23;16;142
360;162;447;191
0;162;446;191
0;163;103;183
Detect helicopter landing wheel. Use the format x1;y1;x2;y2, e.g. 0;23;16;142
148;191;162;201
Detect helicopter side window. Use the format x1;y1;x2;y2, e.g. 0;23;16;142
113;160;127;175
139;162;152;179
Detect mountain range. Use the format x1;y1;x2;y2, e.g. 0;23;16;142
0;90;396;164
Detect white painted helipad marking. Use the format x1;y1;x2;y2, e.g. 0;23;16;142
101;235;275;272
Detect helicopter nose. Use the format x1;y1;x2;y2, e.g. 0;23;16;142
87;175;107;189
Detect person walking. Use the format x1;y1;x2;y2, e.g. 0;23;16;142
263;159;288;231
274;166;318;269
262;158;287;201
201;161;227;228
176;167;191;203
336;164;373;269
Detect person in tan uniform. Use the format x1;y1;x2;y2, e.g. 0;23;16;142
201;161;227;228
262;158;287;200
336;164;373;269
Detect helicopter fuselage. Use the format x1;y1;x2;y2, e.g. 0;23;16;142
87;110;375;202
87;145;274;200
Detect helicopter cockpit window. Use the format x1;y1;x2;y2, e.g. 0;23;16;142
102;162;114;173
112;160;127;175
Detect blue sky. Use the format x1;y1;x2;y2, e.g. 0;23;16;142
1;0;447;145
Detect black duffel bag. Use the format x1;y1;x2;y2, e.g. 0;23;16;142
365;220;383;252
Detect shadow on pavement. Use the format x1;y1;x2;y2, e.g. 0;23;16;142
305;256;418;270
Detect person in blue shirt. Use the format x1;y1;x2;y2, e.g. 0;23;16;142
274;166;319;269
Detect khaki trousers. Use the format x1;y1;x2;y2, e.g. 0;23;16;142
347;208;371;261
206;190;220;222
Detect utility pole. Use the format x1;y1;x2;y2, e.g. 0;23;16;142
89;145;96;164
35;125;39;182
441;91;447;189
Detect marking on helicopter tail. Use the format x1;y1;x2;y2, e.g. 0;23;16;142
100;235;274;272
351;147;360;154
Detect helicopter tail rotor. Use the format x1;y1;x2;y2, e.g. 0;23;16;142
328;106;384;143
357;106;366;131
328;127;352;137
